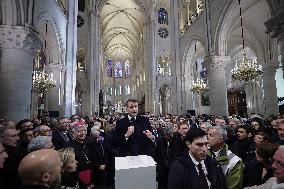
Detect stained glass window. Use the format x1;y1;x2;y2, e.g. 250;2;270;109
158;8;168;25
115;62;123;78
125;60;130;78
107;59;112;77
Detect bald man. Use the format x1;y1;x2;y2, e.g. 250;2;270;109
18;149;63;189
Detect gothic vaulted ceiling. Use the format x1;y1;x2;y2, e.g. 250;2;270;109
100;0;145;61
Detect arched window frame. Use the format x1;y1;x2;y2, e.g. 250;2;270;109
158;8;169;25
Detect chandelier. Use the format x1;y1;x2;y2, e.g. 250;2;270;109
190;78;206;93
33;70;56;97
32;50;56;97
231;51;263;82
231;0;262;82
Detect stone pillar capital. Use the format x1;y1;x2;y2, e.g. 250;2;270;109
204;55;231;72
0;25;42;56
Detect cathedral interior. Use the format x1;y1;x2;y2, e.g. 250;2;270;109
0;0;284;121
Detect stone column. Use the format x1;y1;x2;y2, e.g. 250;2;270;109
265;1;284;71
64;0;78;117
86;1;100;116
262;61;279;116
144;14;156;114
205;55;229;116
170;0;183;115
0;25;42;121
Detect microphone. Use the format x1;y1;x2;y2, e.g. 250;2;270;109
129;117;136;139
129;117;135;125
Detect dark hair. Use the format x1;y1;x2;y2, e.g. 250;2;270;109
251;117;264;130
16;119;32;130
19;128;34;138
255;131;269;142
256;142;279;166
125;99;138;106
178;122;188;130
237;124;255;137
185;128;207;143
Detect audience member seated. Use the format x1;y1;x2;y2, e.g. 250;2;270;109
18;149;63;189
58;147;79;189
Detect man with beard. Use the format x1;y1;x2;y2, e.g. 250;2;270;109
114;99;155;156
18;149;63;189
168;128;227;189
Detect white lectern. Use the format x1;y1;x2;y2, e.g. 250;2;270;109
115;155;156;189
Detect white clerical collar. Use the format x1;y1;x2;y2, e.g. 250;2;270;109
128;115;136;120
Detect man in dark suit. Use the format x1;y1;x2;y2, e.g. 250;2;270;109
168;128;227;189
52;118;72;150
114;99;155;156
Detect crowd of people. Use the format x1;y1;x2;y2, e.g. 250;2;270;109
0;98;284;189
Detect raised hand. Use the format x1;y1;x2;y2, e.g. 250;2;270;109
125;126;135;138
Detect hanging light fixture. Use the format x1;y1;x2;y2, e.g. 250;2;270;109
190;78;206;93
231;0;263;82
32;50;56;97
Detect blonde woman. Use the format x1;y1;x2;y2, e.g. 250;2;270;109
58;147;79;189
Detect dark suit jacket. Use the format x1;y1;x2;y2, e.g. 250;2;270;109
113;115;154;156
168;153;228;189
52;130;72;150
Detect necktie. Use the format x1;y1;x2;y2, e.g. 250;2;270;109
130;117;135;124
197;163;209;189
61;132;69;143
153;129;158;137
